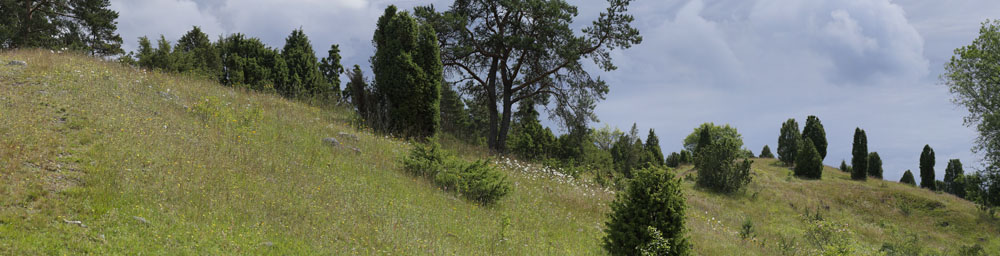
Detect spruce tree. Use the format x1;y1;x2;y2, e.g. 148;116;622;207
900;170;916;186
759;145;774;158
794;139;823;179
603;167;691;256
777;118;801;165
372;6;442;138
644;129;664;166
175;26;220;75
802;115;828;160
919;144;936;190
319;44;344;96
867;152;883;179
944;159;965;195
851;128;868;180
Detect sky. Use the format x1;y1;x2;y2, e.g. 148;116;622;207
110;0;1000;181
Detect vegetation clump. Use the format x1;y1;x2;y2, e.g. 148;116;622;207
852;128;869;181
402;140;510;205
901;170;917;186
693;124;753;193
794;139;823;179
777;118;801;165
604;167;690;256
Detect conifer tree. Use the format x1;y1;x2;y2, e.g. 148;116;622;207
851;128;868;180
1;0;123;56
802;115;828;160
175;26;220;75
778;118;801;165
839;160;851;173
944;159;965;196
795;139;823;179
867;152;883;179
900;170;917;186
920;144;936;190
372;6;442;138
644;129;664;166
759;145;774;158
604;167;691;256
281;29;323;97
319;44;344;96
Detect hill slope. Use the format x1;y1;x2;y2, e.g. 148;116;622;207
1;50;997;255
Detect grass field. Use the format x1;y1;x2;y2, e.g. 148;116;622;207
1;50;998;255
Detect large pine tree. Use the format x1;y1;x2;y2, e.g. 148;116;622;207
851;128;868;180
1;0;123;56
920;144;937;190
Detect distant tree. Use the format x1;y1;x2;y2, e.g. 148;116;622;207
281;29;323;97
136;36;154;69
759;145;774;158
611;123;644;178
944;19;1000;169
901;170;917;186
344;65;372;116
218;33;280;89
666;152;681;168
920;144;936;190
591;125;624;151
778;118;802;165
508;99;557;161
152;35;175;71
794;139;823;179
604;167;691;256
440;82;472;137
318;44;344;97
1;0;123;56
867;152;883;179
372;6;442;138
802;116;828;160
694;126;752;193
644;129;664;166
851;128;868;180
679;150;693;164
175;26;221;75
839;160;851;173
944;159;965;196
684;123;744;153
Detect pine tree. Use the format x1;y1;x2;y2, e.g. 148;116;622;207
851;128;868;180
644;129;664;166
867;152;883;179
794;139;823;179
319;44;344;96
2;0;123;56
777;118;801;165
281;29;323;97
900;170;916;186
920;144;936;190
801;115;828;160
372;6;442;138
759;145;774;158
603;167;691;256
944;159;964;195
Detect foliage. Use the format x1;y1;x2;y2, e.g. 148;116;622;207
901;170;917;186
666;152;681;168
603;167;691;256
795;139;823;179
943;19;1000;170
739;218;755;240
920;144;937;190
839;160;851;173
684;122;744;153
402;140;511;205
868;152;883;179
945;159;966;196
852;128;868;181
318;44;344;96
679;150;694;164
644;129;664;166
610;123;646;178
759;145;774;158
778;119;802;165
373;6;442;138
695;131;753;194
639;226;674;256
1;0;123;56
508;100;557;161
174;26;221;77
281;29;324;98
440;82;473;138
802;115;828;160
415;0;642;153
591;124;624;151
218;33;281;90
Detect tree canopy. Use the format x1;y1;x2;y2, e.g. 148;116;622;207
1;0;124;56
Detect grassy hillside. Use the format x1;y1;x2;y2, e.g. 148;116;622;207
1;50;997;255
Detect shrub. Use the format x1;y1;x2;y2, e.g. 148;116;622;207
868;152;883;179
839;160;851;173
695;137;753;193
778;118;802;165
665;152;681;168
639;226;674;256
604;167;691;256
802;115;828;160
920;144;937;190
679;150;693;164
851;128;868;180
794;139;823;179
900;170;916;186
759;145;775;158
402;140;510;204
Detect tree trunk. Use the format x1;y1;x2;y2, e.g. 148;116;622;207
485;58;500;153
497;84;513;154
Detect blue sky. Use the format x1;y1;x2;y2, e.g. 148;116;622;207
111;0;1000;181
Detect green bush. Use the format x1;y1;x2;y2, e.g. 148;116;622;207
839;160;851;173
695;137;753;194
665;152;681;168
403;140;511;204
868;152;883;179
778;118;802;165
794;139;823;179
604;167;690;256
900;170;916;186
759;145;775;158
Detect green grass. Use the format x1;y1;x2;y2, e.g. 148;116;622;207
1;50;998;255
